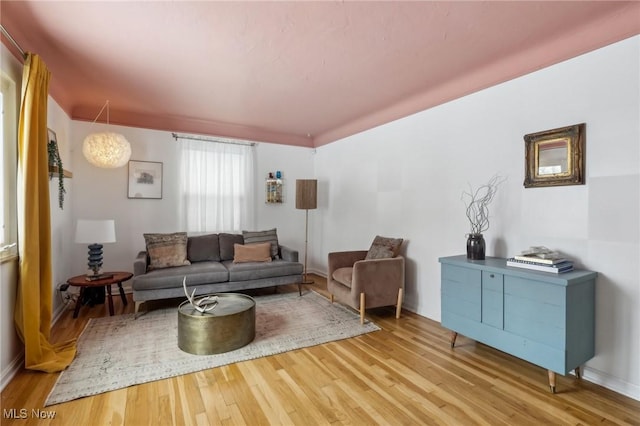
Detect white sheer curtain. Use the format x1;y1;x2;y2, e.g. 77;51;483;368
178;138;255;233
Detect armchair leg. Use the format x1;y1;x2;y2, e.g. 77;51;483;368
330;294;334;303
396;288;403;319
359;292;365;324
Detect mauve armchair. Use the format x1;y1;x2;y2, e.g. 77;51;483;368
327;250;405;324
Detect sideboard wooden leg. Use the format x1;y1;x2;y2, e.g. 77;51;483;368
574;366;582;379
450;331;458;348
548;370;556;393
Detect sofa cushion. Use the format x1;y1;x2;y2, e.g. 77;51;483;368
233;242;272;263
242;228;279;259
332;267;353;288
219;233;244;261
365;235;403;260
187;233;220;262
132;261;229;291
224;259;303;282
144;232;191;270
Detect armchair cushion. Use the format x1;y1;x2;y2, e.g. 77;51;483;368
365;235;403;260
332;267;353;288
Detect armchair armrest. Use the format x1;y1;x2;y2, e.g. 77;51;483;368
133;251;148;276
351;255;405;299
328;250;368;277
279;245;299;262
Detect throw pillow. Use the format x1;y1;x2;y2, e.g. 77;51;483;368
242;228;279;259
233;242;273;263
144;232;191;270
365;235;403;260
187;234;220;262
219;233;244;261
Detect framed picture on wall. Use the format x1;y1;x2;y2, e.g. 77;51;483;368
127;160;163;199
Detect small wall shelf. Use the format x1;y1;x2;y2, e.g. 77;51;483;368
48;165;73;178
265;178;283;203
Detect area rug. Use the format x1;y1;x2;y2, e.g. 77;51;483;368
45;290;379;406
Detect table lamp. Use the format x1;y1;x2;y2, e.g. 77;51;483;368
75;219;116;276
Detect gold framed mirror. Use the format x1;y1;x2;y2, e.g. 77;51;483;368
524;123;585;188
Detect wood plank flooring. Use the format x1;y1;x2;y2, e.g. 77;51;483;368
2;274;639;425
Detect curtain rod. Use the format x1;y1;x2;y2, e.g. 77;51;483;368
172;132;256;147
0;25;26;60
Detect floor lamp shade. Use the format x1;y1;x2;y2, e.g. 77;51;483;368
295;179;317;210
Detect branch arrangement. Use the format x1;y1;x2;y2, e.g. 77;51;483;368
461;175;505;235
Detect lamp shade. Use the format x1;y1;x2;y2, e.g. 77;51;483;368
82;132;131;168
75;219;116;244
295;179;317;210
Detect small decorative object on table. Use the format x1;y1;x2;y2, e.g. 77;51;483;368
461;175;505;260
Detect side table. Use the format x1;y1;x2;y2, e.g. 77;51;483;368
67;271;133;318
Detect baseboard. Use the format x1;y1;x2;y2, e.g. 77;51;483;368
1;298;70;392
307;268;326;278
582;366;640;401
0;349;23;391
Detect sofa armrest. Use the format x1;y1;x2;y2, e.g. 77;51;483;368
328;250;368;278
279;245;299;262
134;251;148;276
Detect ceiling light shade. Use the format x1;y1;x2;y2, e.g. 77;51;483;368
82;132;131;168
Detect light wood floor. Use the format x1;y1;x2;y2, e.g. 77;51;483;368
2;274;639;425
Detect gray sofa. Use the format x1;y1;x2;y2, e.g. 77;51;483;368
132;231;303;315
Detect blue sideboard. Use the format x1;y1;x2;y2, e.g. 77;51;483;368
439;255;597;393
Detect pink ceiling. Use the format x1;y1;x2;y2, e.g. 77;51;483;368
2;1;639;147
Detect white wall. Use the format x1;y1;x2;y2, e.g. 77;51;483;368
255;143;317;260
313;35;640;399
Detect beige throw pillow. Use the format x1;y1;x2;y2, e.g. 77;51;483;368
365;235;403;260
144;232;191;270
242;228;279;259
233;242;273;263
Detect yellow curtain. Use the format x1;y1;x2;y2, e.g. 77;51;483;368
14;53;76;372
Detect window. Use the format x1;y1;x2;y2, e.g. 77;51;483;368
178;137;255;233
0;72;18;260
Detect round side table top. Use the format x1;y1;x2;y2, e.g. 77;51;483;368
67;271;133;287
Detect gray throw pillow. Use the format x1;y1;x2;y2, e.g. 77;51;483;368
187;234;220;262
243;228;279;259
219;233;244;261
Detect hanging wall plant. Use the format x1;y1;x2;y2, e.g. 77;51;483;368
47;128;66;209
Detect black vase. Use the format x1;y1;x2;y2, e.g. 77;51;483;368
466;234;485;260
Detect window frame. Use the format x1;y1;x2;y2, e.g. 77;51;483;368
0;71;18;262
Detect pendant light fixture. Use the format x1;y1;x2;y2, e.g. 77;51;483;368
82;100;131;168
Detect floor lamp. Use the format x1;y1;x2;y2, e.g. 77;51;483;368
296;179;317;290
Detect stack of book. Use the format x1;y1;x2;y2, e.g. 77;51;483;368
506;249;574;274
